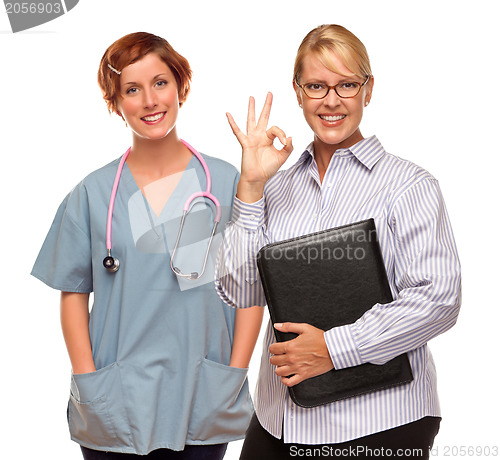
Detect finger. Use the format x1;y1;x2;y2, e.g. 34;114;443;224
269;353;289;366
246;96;256;133
280;137;294;156
256;92;273;130
274;322;308;335
265;126;288;146
274;365;294;377
281;373;304;387
226;112;246;144
269;341;287;356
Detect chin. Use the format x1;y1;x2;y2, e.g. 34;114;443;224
315;128;361;150
134;127;174;141
315;132;348;147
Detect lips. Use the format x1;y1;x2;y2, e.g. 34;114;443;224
141;112;166;123
319;114;346;122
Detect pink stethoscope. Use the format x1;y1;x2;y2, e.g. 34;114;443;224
103;139;222;280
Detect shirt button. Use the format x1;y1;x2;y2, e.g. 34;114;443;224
249;215;255;220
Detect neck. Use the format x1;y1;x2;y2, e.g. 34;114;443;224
127;129;191;178
313;129;364;182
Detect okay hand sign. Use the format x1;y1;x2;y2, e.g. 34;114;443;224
226;93;293;203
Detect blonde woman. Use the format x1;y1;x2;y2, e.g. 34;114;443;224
216;24;461;459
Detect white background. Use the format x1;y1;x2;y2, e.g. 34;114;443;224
1;0;499;458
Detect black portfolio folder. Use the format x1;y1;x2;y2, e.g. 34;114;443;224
257;219;413;407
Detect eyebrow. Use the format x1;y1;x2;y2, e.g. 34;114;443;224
122;73;170;86
304;77;363;85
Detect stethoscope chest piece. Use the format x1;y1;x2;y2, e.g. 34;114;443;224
103;253;120;272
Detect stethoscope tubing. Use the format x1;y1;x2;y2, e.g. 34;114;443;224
179;139;221;222
106;147;131;253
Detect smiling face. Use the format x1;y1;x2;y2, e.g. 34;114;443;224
117;52;183;142
294;51;373;152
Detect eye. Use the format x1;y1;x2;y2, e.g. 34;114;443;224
339;82;360;90
155;80;168;88
305;83;326;92
125;87;138;95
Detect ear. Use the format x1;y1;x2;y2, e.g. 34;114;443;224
293;80;303;108
178;91;186;108
364;75;374;106
115;107;125;122
114;97;124;120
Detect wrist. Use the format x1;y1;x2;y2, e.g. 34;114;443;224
72;363;96;375
236;179;265;203
229;357;250;369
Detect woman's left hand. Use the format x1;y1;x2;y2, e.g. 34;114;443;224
227;92;293;203
269;322;334;387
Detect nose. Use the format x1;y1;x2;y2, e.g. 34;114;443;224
323;87;341;107
143;88;158;109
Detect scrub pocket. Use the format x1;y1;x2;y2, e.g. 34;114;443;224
188;358;253;442
68;362;132;449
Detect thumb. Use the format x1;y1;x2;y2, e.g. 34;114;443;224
274;322;307;334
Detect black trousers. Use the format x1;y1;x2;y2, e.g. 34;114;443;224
240;414;440;459
81;443;227;460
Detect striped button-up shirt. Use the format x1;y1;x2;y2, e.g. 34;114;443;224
215;135;461;444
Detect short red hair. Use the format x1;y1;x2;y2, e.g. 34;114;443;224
97;32;192;116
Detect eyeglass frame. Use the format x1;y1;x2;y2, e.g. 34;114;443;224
295;74;371;99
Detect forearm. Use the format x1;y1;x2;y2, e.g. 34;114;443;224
60;291;95;374
229;306;265;368
215;198;268;308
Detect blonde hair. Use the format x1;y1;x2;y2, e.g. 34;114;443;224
293;25;371;82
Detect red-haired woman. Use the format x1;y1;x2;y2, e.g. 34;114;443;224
32;32;255;459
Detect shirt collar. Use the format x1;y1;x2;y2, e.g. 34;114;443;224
299;135;385;171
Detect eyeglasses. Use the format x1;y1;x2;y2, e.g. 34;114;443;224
295;75;371;99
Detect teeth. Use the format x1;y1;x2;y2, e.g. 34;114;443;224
320;115;346;122
142;112;165;122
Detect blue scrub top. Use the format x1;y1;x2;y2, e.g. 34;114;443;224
31;151;253;454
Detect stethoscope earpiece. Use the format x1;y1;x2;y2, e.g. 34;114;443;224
103;254;120;272
172;266;199;280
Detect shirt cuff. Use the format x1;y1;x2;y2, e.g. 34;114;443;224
231;197;265;231
324;324;364;370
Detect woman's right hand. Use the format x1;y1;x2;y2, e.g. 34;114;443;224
226;92;293;203
60;292;96;375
